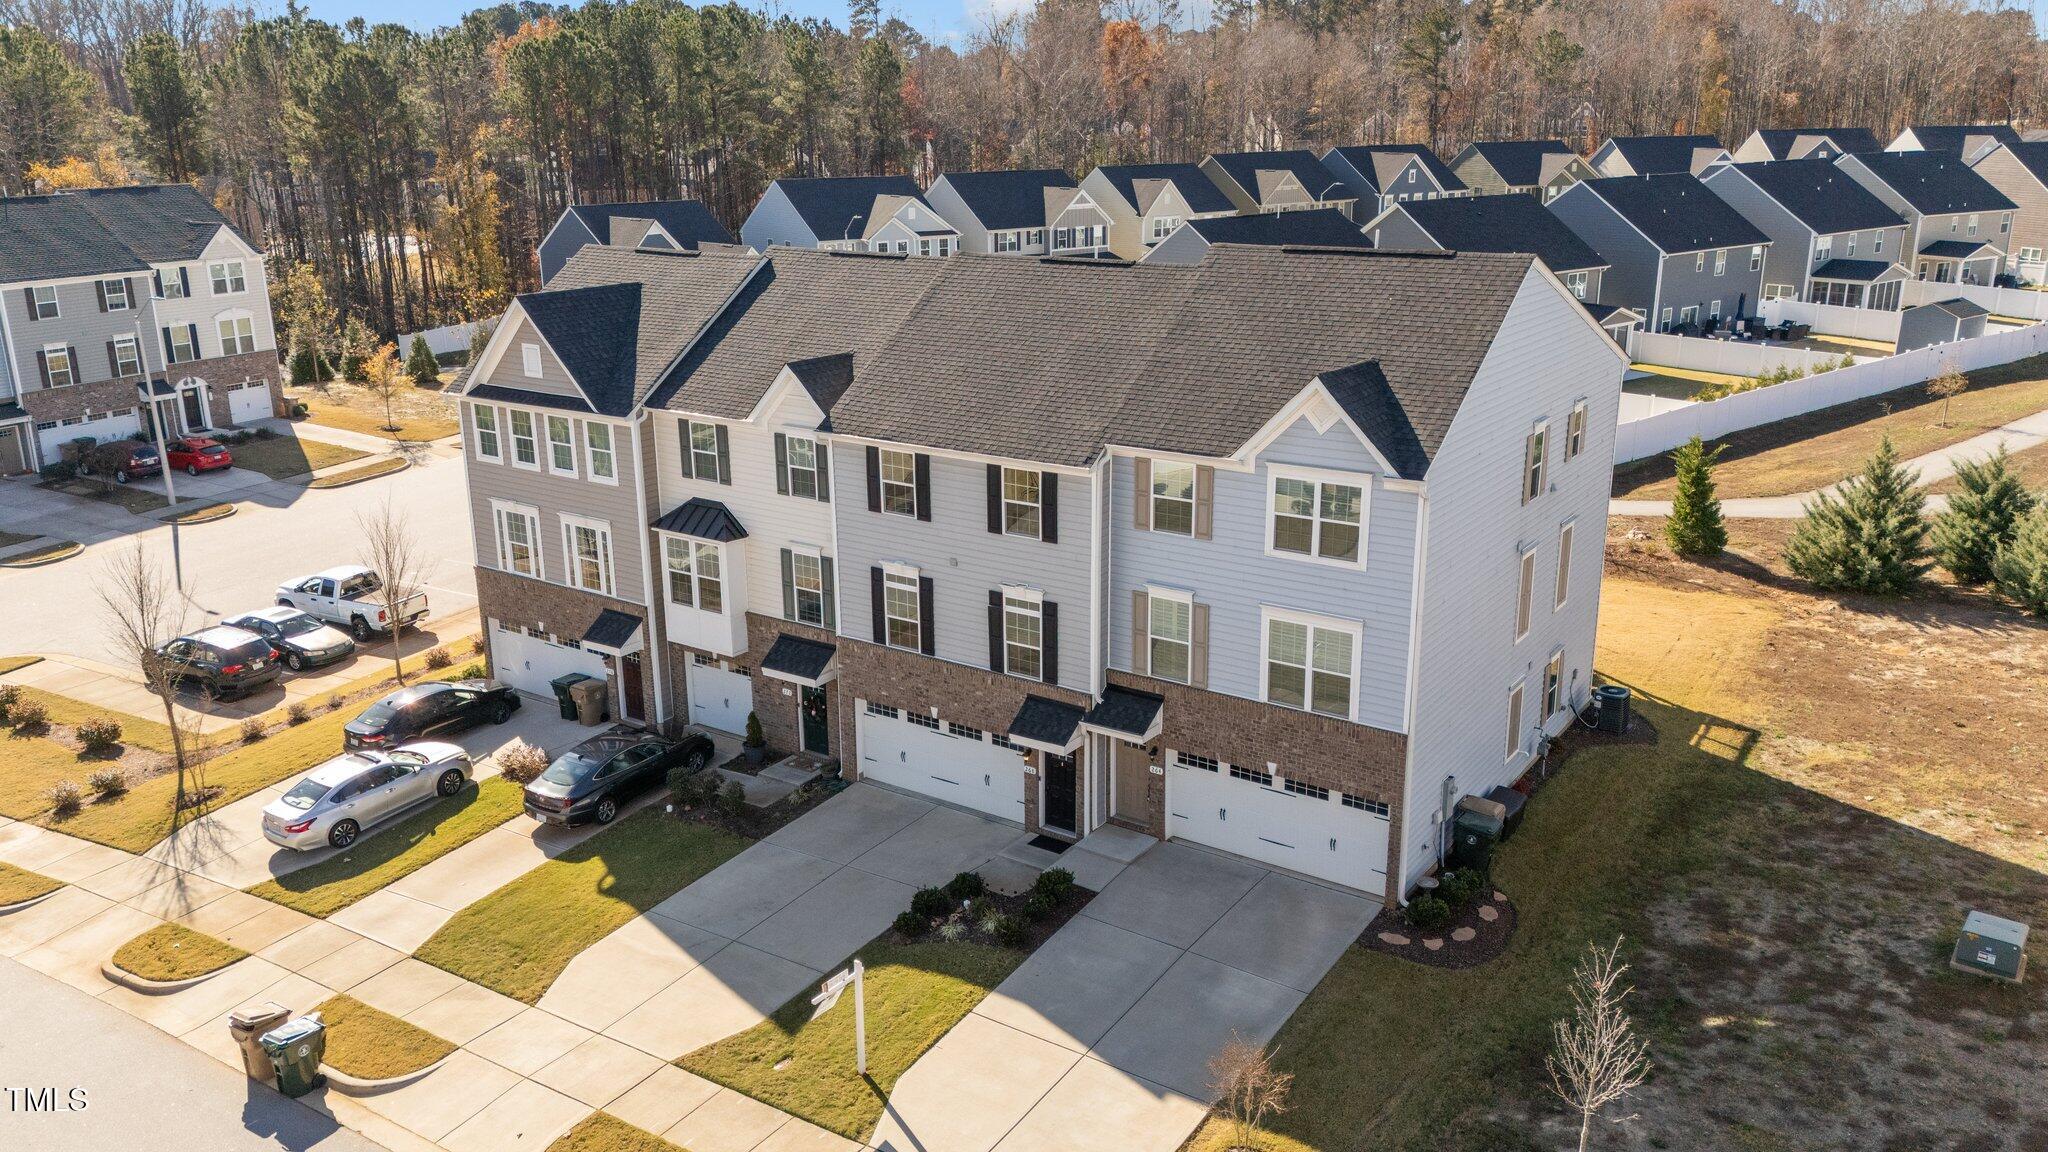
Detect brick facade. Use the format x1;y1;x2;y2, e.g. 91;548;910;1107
18;347;282;466
188;348;285;427
474;565;660;725
742;613;843;760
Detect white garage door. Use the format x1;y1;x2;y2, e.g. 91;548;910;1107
687;659;753;734
38;409;141;462
227;381;271;424
857;703;1026;822
1167;756;1388;895
490;623;606;700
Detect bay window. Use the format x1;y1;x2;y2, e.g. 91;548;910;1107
664;537;724;613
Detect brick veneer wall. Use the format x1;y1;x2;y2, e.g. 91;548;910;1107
742;613;842;759
17;347;282;448
19;377;144;431
193;348;285;426
474;565;659;724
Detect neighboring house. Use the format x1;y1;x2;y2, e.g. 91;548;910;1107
454;242;1628;906
1583;301;1644;354
1590;134;1731;177
924;170;1113;258
1199;150;1359;217
537;200;735;284
1836;150;2016;285
1897;297;1990;351
1139;208;1370;265
0;184;281;476
1968;143;2048;282
1363;194;1610;302
1547;173;1771;330
740;175;958;255
1888;124;2023;164
1448;140;1598;200
1729;128;1882;163
1701;159;1912;310
1320;145;1467;217
1079;163;1240;259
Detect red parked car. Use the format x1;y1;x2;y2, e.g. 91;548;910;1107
166;437;232;476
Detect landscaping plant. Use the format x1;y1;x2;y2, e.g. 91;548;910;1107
1784;436;1928;594
495;738;548;784
75;716;122;753
94;546;203;820
716;779;748;817
47;780;82;817
407;334;440;384
1664;436;1727;558
423;646;453;670
0;683;17;721
743;711;765;749
239;717;265;743
88;767;127;799
1993;499;2048;616
1927;365;1969;425
1033;867;1076;901
285;701;308;725
1209;1036;1293;1152
910;886;951;921
893;909;929;937
356;500;429;684
1932;448;2035;584
1404;894;1450;931
1546;937;1652;1152
945;871;985;902
8;697;48;731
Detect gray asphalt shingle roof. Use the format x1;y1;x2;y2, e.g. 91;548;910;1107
1091;163;1238;215
1388;194;1607;273
1721;159;1906;234
1850;151;2017;214
1903;124;2022;155
1601;134;1725;174
537;246;764;415
1461;140;1577;187
1749;128;1881;158
1577;174;1770;254
0;184;255;284
772;176;927;241
1178;209;1371;249
761;634;836;682
934;170;1077;231
567;199;734;249
1992;140;2048;187
1205;150;1339;205
1324;144;1466;193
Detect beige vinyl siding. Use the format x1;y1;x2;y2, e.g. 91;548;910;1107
1973;149;2048;269
484;314;586;401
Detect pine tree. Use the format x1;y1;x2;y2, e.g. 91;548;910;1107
124;32;204;182
1994;500;2048;616
1784;436;1929;594
1932;448;2035;584
1664;436;1727;557
407;335;440;385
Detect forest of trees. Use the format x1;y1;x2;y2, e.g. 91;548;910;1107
0;0;2039;342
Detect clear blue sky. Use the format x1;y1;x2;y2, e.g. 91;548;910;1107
289;0;1001;46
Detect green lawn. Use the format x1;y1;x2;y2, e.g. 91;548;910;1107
0;862;62;905
415;810;748;1003
225;435;367;480
315;995;456;1080
548;1114;682;1152
110;923;248;981
248;777;526;916
305;456;407;489
680;938;1024;1140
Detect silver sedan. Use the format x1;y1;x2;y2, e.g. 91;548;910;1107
262;743;471;850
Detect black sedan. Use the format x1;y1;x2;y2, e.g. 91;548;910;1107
524;731;714;827
344;680;520;752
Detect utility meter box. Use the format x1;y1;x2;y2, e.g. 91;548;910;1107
1951;910;2029;983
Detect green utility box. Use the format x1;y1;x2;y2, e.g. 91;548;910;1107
1952;910;2029;983
260;1015;328;1098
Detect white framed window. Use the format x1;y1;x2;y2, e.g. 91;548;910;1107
2001;212;2012;235
29;285;57;319
2023;247;2045;264
1562;270;1588;299
1262;608;1358;719
1149;215;1181;241
1002;588;1043;680
585;422;615;484
1151;459;1195;535
101;278;130;311
1516;546;1537;641
1749;246;1763;271
521;342;542;378
41;344;74;388
1709;300;1722;321
1659;306;1672;329
1544;651;1564;717
561;515;614;596
1846;233;1857;257
1763;283;1795;300
1695;252;1705;273
110;337;140;378
880;449;918;517
1680;305;1698;327
663;536;723;613
1874;233;1885;254
994;231;1021;254
918;238;932;257
217;314;256;356
472;405;502;462
790;550;826;625
1968;213;1980;237
1522;424;1548;504
1713;249;1727;276
164;325;197;364
208;260;246;295
1815;236;1832;262
1565;401;1587;461
492;501;541;578
686;420;723;482
1555;521;1575;609
156;266;186;299
546;414;576;476
1002;467;1042;538
1146;588;1192;684
509;409;539;469
883;569;921;650
1269;467;1366;565
784;436;820;499
1030;229;1046;248
1506;683;1525;760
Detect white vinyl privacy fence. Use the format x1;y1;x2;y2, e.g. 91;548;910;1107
1898;280;2048;322
399;319;491;359
1615;321;2048;463
1759;298;1904;343
1632;331;1853;378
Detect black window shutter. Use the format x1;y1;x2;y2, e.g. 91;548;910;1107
1040;472;1059;543
918;575;936;654
987;589;1004;671
677;421;695;479
161;327;174;363
914;454;932;522
869;567;886;644
780;548;796;619
815;443;831;503
128;277;143;307
22;287;37;320
986;464;1003;533
821;557;836;628
186;324;199;358
1042;600;1059;685
67;346;78;379
151;269;164;298
105;341;118;375
94;281;108;312
772;433;789;495
713;423;731;484
35;350;49;387
178;267;190;296
864;446;881;512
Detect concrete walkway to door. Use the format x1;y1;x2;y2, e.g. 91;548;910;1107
871;839;1378;1152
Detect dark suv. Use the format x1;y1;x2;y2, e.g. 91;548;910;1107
154;626;282;700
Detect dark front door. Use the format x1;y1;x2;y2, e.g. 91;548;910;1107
800;685;829;755
1042;752;1077;834
180;388;206;431
620;654;645;722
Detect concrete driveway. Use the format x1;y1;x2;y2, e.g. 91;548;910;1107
871;839;1378;1152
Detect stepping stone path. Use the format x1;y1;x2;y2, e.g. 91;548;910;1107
1451;927;1476;943
1492;891;1507;902
1477;905;1499;923
1423;938;1443;951
1377;931;1410;946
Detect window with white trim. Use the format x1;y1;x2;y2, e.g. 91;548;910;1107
1149;215;1182;241
1271;471;1364;564
993;231;1021;254
1176;751;1219;772
1150;460;1195;535
157;266;186;298
41;345;74;388
110;337;140;378
1713;249;1727;275
1002;467;1041;537
790;550;826;625
509;409;538;468
1264;612;1356;719
1147;590;1191;684
2022;247;2044;263
585;422;615;483
687;421;722;481
664;536;723;612
208;260;246;294
880;449;918;517
1507;683;1525;760
1555;522;1575;609
217;314;255;356
1544;651;1564;717
1522;425;1548;504
562;516;614;595
164;325;197;364
2001;212;2012;235
29;285;57;318
1763;283;1795;300
883;569;921;650
1562;270;1588;299
473;405;501;462
1695;252;1705;273
1565;402;1587;461
546;415;576;475
1002;590;1043;680
1749;245;1763;271
1846;233;1857;257
102;278;130;311
1516;547;1537;641
1874;232;1885;254
521;343;542;378
1968;213;1980;237
1815;236;1832;262
784;436;820;500
492;502;540;578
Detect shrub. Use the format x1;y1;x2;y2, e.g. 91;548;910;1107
1024;890;1058;921
0;683;17;720
325;693;344;711
743;711;765;748
470;634;487;656
1404;895;1451;931
1033;867;1076;902
9;697;49;731
239;717;266;743
1438;868;1484;908
668;765;710;804
496;738;549;784
74;716;122;753
407;334;440;384
285;702;308;725
910;886;952;921
944;871;986;902
966;896;996;924
1933;448;2035;585
289;399;309;418
893;909;929;937
991;914;1031;947
47;780;83;817
716;779;749;817
936;920;967;942
423;647;453;670
1785;436;1928;595
1994;501;2048;616
1665;436;1727;558
87;767;127;798
458;662;485;680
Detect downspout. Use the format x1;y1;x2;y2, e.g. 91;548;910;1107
631;412;667;729
1394;482;1431;908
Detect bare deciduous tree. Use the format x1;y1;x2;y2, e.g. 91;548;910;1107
1208;1034;1293;1152
356;501;429;685
94;545;204;818
1547;937;1653;1152
1927;364;1968;427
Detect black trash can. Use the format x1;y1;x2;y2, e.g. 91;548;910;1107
259;1016;327;1099
1450;808;1503;872
1595;685;1632;734
1485;785;1528;839
550;672;593;721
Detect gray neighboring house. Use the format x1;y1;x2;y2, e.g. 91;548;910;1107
1199;150;1359;217
1967;143;2048;282
1448;140;1599;200
0;184;282;475
1078;162;1241;259
537;200;735;284
1363;193;1610;302
1729;127;1882;163
1546;173;1770;330
1701;159;1911;309
1590;134;1731;177
1139;208;1370;265
1319;145;1467;217
1836;150;2016;285
1897;297;1990;351
1888;123;2024;164
924;170;1113;258
740;175;959;256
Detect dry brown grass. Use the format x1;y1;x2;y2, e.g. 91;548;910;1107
288;381;459;442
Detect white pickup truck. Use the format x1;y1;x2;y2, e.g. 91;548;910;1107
277;565;429;640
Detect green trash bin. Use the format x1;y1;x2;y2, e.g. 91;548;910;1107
550;672;593;721
260;1015;327;1098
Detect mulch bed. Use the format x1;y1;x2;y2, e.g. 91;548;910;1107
717;748;789;777
671;773;843;839
1361;888;1518;970
886;881;1094;952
